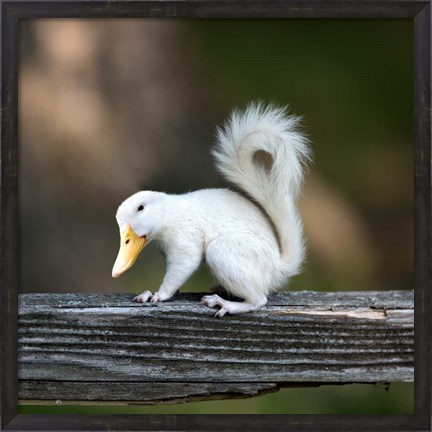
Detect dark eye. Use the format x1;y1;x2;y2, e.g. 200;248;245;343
137;205;144;212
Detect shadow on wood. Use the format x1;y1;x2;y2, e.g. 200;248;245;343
18;291;414;406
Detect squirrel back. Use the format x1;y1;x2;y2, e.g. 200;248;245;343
212;102;311;277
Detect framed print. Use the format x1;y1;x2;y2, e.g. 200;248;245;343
1;1;430;431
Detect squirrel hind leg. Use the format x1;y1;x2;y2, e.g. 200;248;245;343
205;235;275;301
200;293;267;318
210;285;243;301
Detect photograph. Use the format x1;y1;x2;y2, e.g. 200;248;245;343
16;17;414;417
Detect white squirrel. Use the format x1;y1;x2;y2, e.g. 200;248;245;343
112;103;311;317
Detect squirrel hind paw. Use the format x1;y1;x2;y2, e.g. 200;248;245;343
200;294;229;318
200;294;267;317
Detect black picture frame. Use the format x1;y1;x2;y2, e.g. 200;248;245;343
1;1;430;431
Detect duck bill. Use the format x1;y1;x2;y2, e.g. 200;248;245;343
112;224;148;278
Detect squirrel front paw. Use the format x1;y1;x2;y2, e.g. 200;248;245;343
133;291;166;303
133;291;153;303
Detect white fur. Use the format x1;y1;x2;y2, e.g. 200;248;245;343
116;103;311;316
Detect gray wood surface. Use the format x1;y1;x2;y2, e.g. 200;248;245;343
18;291;413;405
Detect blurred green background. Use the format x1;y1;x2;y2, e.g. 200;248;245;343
19;19;413;414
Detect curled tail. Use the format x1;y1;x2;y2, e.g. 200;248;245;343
212;102;311;276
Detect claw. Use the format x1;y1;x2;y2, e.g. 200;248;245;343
215;308;228;318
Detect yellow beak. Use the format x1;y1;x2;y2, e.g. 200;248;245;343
112;224;148;278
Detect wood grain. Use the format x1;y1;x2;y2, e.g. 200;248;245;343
18;291;413;405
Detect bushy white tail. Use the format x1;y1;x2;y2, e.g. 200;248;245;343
213;102;311;276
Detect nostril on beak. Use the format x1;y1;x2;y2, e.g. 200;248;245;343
125;239;130;245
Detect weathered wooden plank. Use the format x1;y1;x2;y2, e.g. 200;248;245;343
19;290;413;308
18;291;414;405
19;381;278;405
